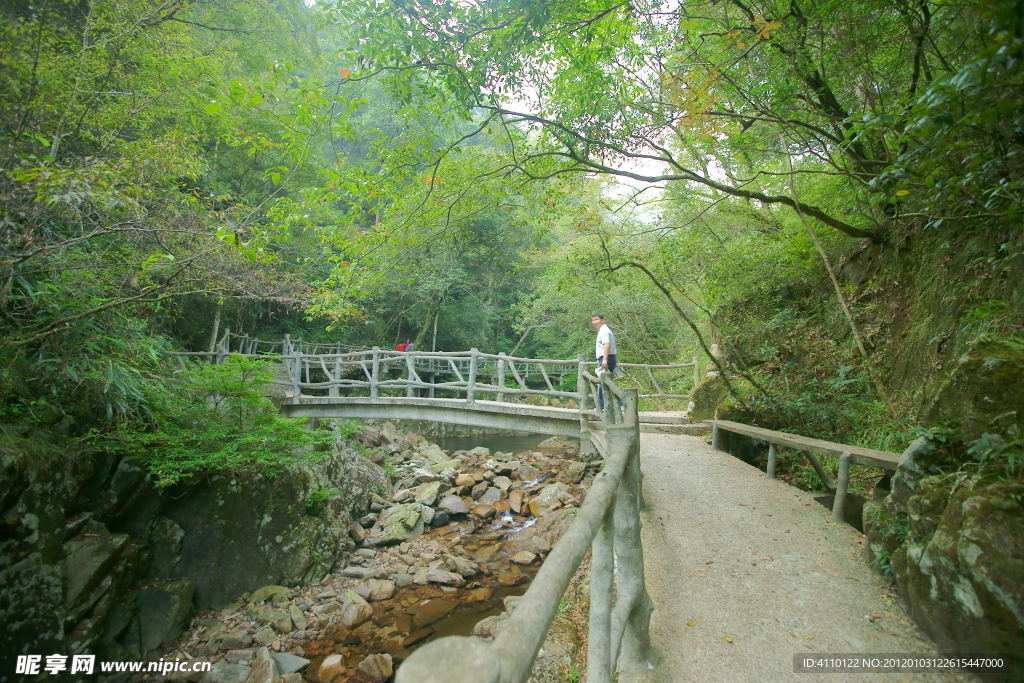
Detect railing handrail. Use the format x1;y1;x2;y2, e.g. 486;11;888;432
706;419;901;526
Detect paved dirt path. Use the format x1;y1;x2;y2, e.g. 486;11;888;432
632;434;979;683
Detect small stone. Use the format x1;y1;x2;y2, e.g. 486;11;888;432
280;675;303;683
454;474;476;487
409;598;458;628
219;632;252;651
249;586;289;603
480;487;504;505
252;625;276;646
393;573;414;588
472;504;495;520
349;522;366;542
269;652;310;675
511;551;537;565
244;647;280;683
508;491;523;514
431;511;450;527
319;654;344;683
471;481;489;500
425;569;466;587
565;461;586;483
471;614;507;638
367;579;396;601
357;653;394;682
358;514;377;528
340;590;373;628
289;605;307;631
224;650;254;664
493;476;513;491
198;662;250;683
529;536;551;553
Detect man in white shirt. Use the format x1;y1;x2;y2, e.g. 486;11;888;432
591;314;619;408
592;314;617;370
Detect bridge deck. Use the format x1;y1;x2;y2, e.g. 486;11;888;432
635;433;977;683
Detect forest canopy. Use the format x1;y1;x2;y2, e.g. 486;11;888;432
1;0;1022;462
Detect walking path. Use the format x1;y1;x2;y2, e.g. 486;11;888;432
634;434;979;683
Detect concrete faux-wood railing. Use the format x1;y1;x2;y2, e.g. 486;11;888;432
705;419;901;525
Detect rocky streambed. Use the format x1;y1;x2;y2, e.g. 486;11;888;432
154;426;597;683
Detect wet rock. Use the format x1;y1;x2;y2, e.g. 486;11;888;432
319;653;344;683
472;504;495;520
508;491;523;514
357;653;393;682
409;598;458;628
471;481;489;500
480;487;504;506
269;652;310;674
471;614;507;638
199;662;250;683
425;569;466;587
467;447;490;458
565;462;586;484
340;590;373;628
431;511;450;527
493;476;513;491
518;464;540;482
444;555;479;578
529;483;570;517
280;674;303;683
511;551;537;565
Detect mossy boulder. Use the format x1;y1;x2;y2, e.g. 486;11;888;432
926;336;1024;442
689;374;727;422
892;478;1024;681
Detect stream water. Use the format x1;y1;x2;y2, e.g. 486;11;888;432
432;433;550;454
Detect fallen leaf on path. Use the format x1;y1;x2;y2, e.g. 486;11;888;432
867;615;882;621
751;562;757;565
883;629;900;636
789;633;797;638
803;635;814;640
785;530;791;533
868;633;879;639
686;622;697;626
724;636;733;643
705;560;714;564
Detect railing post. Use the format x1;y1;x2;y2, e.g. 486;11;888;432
467;348;478;404
588;504;615;683
577;354;594;455
407;352;415;398
693;355;700;387
496;353;506;403
282;334;291;357
216;327;230;365
370;346;380;399
832;452;852;524
330;354;340;398
711;424;724;451
610;389;653;675
767;443;778;478
291;349;302;404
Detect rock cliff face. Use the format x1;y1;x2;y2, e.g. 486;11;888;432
865;439;1023;682
0;436;385;677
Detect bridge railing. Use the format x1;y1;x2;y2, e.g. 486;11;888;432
177;331;700;402
395;371;654;683
706;419;901;526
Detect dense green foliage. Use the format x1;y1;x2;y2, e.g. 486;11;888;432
1;0;1021;485
96;357;335;486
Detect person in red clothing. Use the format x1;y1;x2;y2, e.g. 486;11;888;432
395;340;409;352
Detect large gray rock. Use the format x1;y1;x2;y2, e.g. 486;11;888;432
357;653;393;682
340;590;373;628
375;503;425;546
200;662;251;683
529;483;571;517
242;647;279;683
892;477;1024;682
890;437;939;513
269;652;310;674
136;579;195;656
145;517;186;579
